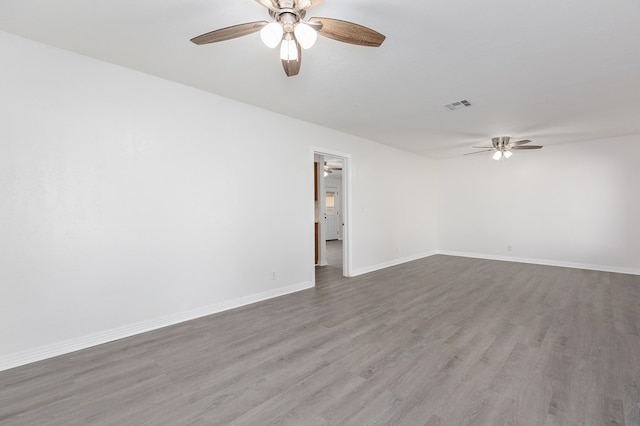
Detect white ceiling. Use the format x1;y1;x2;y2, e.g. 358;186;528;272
1;0;639;158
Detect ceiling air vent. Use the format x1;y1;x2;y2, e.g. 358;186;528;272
442;99;471;111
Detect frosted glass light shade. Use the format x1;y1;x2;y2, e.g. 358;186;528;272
280;33;298;61
504;151;513;159
493;151;503;160
260;22;283;48
294;23;317;49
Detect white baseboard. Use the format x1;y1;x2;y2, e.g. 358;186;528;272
437;250;640;276
0;281;313;372
3;251;636;372
350;250;439;277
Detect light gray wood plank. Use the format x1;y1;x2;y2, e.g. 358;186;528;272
1;252;639;424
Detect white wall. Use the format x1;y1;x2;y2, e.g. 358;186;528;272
437;135;640;274
2;29;637;372
349;142;438;274
0;31;437;369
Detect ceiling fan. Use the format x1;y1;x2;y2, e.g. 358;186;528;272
465;136;543;160
190;0;386;77
324;161;342;175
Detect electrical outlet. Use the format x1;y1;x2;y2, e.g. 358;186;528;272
271;272;277;280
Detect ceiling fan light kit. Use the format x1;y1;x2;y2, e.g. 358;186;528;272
465;136;543;160
493;150;512;161
191;0;386;77
293;22;318;49
260;22;284;47
280;32;299;61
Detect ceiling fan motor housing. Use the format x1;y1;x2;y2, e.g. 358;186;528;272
268;1;303;32
280;12;298;32
492;136;510;150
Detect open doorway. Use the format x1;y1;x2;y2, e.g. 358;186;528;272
313;149;350;283
322;156;343;272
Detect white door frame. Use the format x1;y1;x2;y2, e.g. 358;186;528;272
311;147;352;282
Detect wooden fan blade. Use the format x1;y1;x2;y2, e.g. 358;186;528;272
255;0;279;11
191;21;268;45
282;40;302;77
282;58;301;76
298;0;325;10
464;149;495;156
472;146;494;149
309;17;385;47
509;139;531;146
510;145;543;150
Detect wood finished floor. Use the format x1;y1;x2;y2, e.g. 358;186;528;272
1;254;639;425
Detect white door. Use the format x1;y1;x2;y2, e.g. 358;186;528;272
324;189;340;241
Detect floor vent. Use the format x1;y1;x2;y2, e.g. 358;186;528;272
442;99;471;111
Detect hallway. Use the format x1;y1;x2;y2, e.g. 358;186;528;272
316;240;343;284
